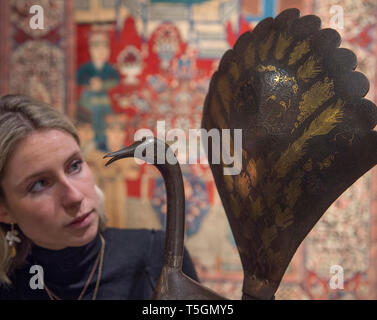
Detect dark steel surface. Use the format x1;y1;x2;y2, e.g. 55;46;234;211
202;8;377;299
105;137;225;299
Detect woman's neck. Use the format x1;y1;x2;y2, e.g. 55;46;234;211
30;232;101;285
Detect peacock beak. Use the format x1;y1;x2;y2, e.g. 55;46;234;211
103;140;144;166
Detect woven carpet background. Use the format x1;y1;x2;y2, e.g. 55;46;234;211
1;0;376;299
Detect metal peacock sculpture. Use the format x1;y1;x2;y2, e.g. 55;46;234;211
105;8;377;299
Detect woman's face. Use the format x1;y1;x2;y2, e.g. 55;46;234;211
0;129;99;250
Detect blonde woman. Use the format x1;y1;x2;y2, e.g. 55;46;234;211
0;94;197;300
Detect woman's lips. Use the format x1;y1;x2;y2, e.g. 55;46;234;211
67;210;93;229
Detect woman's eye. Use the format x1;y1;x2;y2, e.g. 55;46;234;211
29;180;47;193
69;160;83;173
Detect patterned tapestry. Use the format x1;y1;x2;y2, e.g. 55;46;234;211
0;0;76;116
1;0;376;299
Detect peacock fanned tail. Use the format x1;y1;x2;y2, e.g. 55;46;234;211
202;8;377;299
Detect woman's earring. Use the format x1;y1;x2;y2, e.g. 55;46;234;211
5;223;21;258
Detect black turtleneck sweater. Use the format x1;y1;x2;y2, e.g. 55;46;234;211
0;228;198;300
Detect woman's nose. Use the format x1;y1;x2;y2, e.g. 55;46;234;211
61;179;84;211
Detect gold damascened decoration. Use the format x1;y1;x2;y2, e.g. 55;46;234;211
202;8;377;299
9;246;16;258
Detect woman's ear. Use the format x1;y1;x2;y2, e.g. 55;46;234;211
0;202;13;224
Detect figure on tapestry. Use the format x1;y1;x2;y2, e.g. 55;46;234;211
77;26;119;151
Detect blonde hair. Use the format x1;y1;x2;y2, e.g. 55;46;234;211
0;94;107;285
